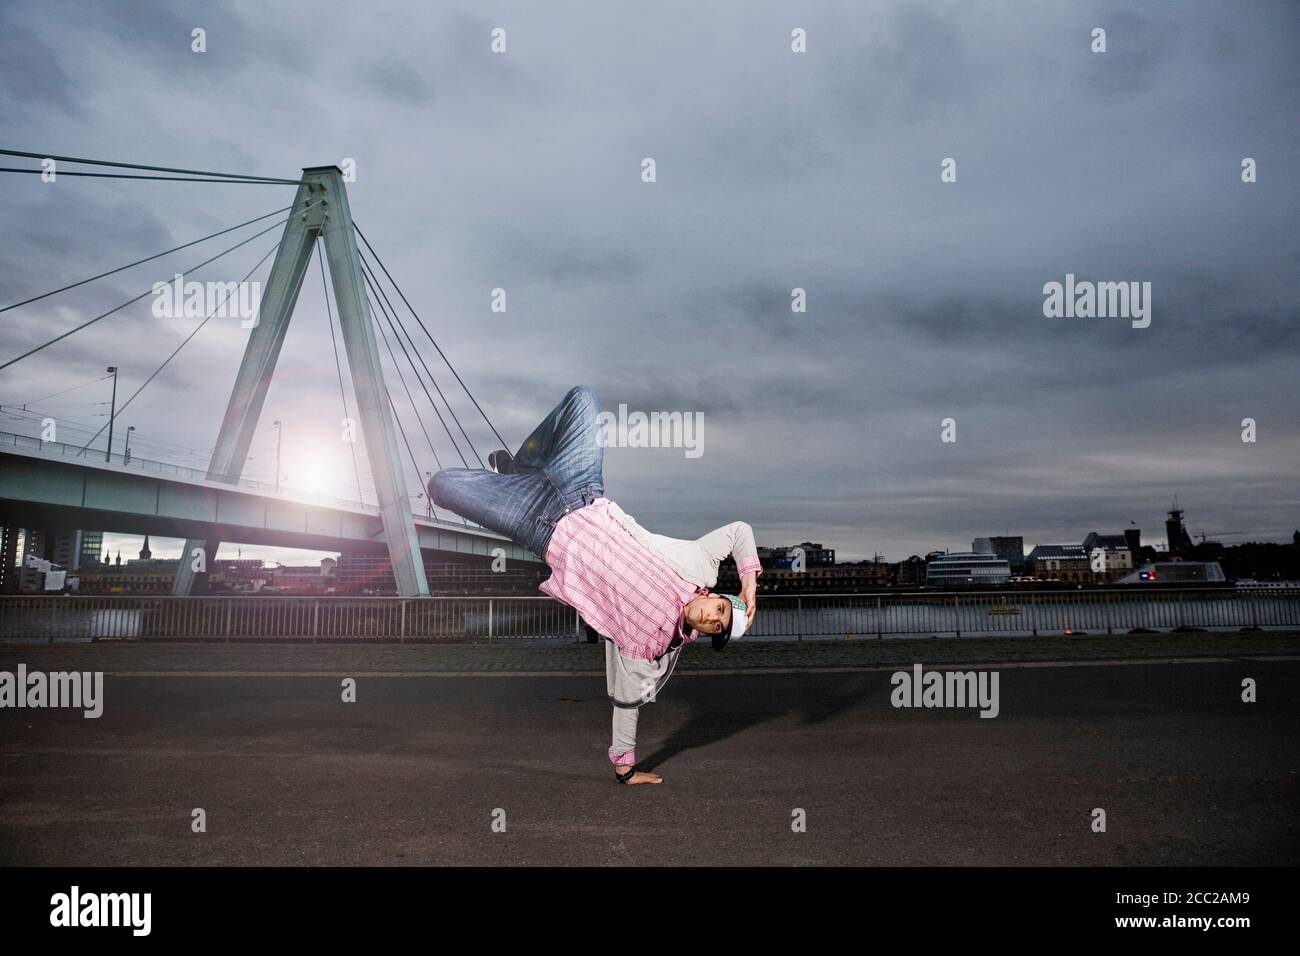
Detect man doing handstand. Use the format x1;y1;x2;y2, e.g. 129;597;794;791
427;386;761;786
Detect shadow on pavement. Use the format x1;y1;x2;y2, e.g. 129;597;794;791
641;671;879;771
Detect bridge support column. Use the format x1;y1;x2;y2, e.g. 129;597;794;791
173;166;429;596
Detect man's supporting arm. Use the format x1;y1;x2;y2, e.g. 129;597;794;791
605;638;666;784
611;705;638;768
611;705;664;784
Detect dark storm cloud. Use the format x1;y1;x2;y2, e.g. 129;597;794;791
1074;12;1167;98
822;4;981;124
65;0;316;79
478;220;643;285
0;10;83;123
357;58;433;105
1;0;1297;563
0;187;174;303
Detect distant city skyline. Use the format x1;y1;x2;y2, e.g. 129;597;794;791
91;508;1297;572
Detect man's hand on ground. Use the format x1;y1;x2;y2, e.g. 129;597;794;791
740;571;758;627
616;765;663;785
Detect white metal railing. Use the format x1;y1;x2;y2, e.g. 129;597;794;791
0;589;1296;643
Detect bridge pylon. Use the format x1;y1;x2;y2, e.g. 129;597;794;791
172;167;430;596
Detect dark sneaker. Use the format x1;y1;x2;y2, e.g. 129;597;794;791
488;450;516;474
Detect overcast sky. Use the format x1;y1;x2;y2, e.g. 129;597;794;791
1;0;1297;565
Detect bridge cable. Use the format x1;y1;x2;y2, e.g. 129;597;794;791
0;147;304;184
365;293;474;526
0;216;291;372
358;250;479;465
0;205;294;315
384;388;440;521
72;237;284;459
353;224;509;451
364;282;453;471
0;404;212;462
361;260;471;469
7;372;112;405
315;239;367;507
8;400;108;408
0;168;305;185
363;287;454;523
0;405;107;426
0;198;322;372
374;363;433;515
359;250;485;467
358;251;476;466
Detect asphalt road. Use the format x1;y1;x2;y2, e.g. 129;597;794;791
1;644;1297;866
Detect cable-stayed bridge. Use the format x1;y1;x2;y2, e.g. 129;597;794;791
0;148;537;596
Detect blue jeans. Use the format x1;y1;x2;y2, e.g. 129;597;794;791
427;385;605;559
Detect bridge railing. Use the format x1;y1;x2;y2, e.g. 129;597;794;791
744;588;1300;638
0;594;584;642
0;588;1297;643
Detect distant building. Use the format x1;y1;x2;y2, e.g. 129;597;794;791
1082;532;1136;581
1082;531;1128;552
15;530;44;591
973;536;1026;574
266;557;336;592
796;542;835;566
77;558;180;594
334;549;550;595
210;559;267;591
78;531;103;569
1088;546;1133;582
1028;544;1092;583
76;557;264;594
926;552;1011;587
0;527;19;592
47;531;81;572
757;542;835;569
1165;502;1195;557
893;555;927;586
973;536;1023;560
718;560;889;593
15;529;88;590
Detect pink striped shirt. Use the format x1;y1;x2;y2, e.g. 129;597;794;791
539;498;708;662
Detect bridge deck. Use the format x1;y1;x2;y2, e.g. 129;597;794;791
0;432;538;561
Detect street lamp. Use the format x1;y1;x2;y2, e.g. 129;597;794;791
272;420;283;492
123;425;135;465
105;366;118;463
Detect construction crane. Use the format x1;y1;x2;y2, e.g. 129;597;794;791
1194;531;1244;544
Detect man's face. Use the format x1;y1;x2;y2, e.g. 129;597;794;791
685;594;730;636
